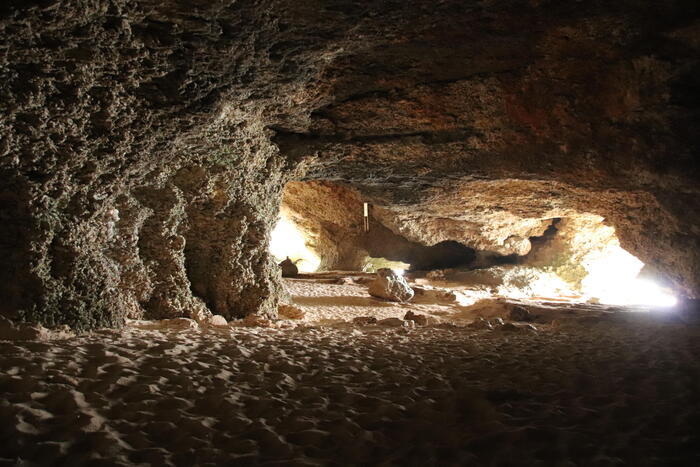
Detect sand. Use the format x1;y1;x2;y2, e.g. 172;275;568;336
1;274;699;465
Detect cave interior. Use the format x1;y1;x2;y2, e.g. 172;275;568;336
1;0;700;465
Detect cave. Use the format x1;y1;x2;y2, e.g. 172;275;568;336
1;1;699;465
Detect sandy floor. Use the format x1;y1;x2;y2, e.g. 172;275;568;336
1;275;699;466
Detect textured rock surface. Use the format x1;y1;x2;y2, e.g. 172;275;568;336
0;0;346;327
276;2;700;296
368;268;415;303
1;1;699;328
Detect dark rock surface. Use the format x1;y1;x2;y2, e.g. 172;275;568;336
1;0;698;328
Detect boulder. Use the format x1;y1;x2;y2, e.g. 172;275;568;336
279;257;299;277
368;268;414;302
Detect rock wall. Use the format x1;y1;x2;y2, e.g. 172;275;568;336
0;0;347;328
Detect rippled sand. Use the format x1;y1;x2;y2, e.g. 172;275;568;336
1;277;699;466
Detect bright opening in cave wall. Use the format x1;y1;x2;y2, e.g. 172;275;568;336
580;244;677;308
474;217;678;308
269;215;320;273
273;181;678;309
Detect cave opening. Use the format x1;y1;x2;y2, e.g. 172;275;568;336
274;181;678;309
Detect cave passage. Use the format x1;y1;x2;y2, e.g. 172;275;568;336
274;182;678;308
1;1;699;464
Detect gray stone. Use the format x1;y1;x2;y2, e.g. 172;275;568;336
368;268;414;303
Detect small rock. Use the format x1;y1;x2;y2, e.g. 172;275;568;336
509;305;533;322
190;306;212;325
403;310;428;326
492;317;505;326
368;268;414;302
336;277;355;285
208;315;228;327
279;257;299;277
353;316;378;326
377;317;407;327
278;304;305;320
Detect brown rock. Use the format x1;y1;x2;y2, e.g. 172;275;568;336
1;1;698;333
240;315;273;328
403;310;428;326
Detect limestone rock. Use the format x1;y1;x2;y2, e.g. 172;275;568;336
368;269;414;303
1;0;698;333
500;322;537;332
207;315;228;327
279;258;299;278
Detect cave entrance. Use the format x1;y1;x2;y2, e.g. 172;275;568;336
272;181;677;310
269;214;320;273
272;180;478;274
435;216;679;308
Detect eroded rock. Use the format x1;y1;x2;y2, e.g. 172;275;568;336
368;269;415;303
279;258;299;278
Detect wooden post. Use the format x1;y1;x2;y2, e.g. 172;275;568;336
363;202;369;233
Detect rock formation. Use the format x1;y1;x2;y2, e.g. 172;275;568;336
1;1;698;328
368;268;415;303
